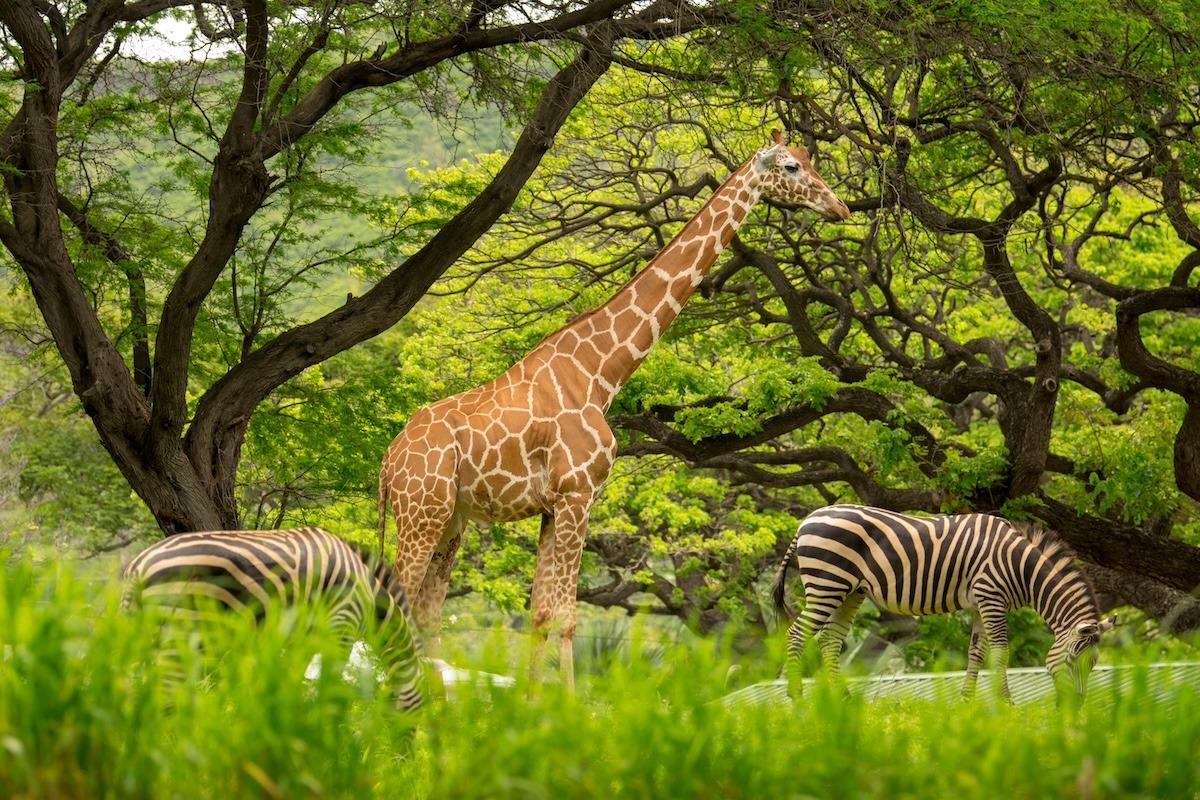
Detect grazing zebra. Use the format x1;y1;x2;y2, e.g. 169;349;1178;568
122;527;427;714
771;504;1114;700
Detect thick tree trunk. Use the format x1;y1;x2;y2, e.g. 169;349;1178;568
0;0;621;535
1115;287;1200;503
1086;563;1200;634
1040;498;1200;610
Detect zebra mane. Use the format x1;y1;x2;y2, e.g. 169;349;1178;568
1009;521;1099;608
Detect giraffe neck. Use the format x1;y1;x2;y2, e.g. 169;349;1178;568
530;157;764;411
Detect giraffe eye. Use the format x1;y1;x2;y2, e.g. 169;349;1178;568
784;163;799;174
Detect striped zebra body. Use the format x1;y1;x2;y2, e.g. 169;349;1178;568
122;527;426;713
771;505;1113;700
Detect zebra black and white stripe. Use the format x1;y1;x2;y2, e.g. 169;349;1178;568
770;504;1114;700
122;527;427;713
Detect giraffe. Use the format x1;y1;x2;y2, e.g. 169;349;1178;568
378;129;850;691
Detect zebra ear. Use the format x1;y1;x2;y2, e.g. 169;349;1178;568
1075;622;1098;638
1099;614;1117;633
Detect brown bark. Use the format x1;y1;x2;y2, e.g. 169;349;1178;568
1115;287;1200;503
1086;563;1200;635
0;0;679;534
1040;499;1200;604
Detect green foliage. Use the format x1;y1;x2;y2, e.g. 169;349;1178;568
939;446;1010;502
454;521;540;614
0;556;414;799
672;356;841;442
4;558;1200;799
0;287;158;551
1052;389;1186;526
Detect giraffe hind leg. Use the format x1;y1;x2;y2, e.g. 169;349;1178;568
384;438;460;637
409;512;466;659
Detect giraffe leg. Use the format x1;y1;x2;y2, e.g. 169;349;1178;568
409;511;467;659
529;493;593;694
390;511;453;635
384;437;460;639
528;512;557;694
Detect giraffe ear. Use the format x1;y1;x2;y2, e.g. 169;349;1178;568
756;145;780;172
771;128;789;145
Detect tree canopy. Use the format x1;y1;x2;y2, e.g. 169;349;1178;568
2;0;1199;641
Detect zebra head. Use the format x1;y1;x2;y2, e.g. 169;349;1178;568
1049;615;1117;698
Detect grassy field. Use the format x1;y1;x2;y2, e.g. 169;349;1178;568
2;556;1198;799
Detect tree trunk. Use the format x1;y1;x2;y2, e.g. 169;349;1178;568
0;2;619;534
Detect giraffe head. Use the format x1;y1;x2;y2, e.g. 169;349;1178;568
754;129;850;221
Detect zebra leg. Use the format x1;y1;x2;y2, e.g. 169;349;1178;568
784;585;848;698
978;601;1012;702
961;614;986;699
815;591;867;678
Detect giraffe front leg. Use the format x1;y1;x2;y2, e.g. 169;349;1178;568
528;512;557;694
530;493;592;695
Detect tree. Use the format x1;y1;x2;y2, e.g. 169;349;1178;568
0;0;723;535
382;2;1200;635
4;0;1200;645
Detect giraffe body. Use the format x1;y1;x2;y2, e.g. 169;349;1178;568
380;130;850;690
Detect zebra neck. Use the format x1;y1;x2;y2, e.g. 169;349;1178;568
1028;564;1096;634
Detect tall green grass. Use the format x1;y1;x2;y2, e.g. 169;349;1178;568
3;557;1198;799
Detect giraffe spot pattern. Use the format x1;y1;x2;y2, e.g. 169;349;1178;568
378;131;850;688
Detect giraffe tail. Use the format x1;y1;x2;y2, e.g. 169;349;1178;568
377;464;389;558
770;530;802;622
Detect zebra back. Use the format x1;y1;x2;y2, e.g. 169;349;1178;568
121;527;426;712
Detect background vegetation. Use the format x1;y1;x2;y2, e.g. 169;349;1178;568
2;558;1199;799
2;1;1200;674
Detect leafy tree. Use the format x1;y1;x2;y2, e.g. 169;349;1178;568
0;0;719;535
4;0;1200;651
361;4;1200;636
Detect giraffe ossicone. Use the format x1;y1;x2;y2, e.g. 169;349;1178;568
379;128;850;692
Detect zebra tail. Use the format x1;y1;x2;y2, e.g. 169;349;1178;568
770;534;801;621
